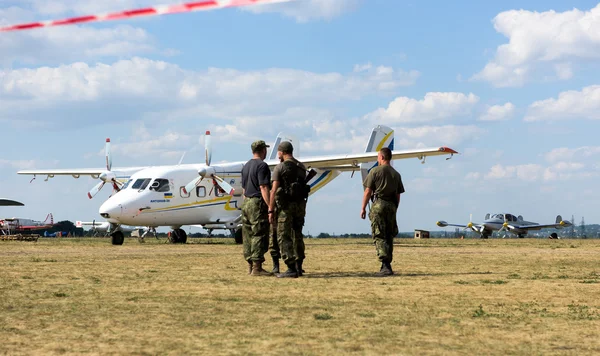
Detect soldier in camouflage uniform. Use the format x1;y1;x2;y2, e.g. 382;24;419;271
360;147;405;276
241;140;272;276
269;141;308;278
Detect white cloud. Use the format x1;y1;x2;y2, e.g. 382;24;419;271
0;57;419;128
483;161;597;182
472;4;600;87
366;92;479;124
479;102;515;121
243;0;362;23
485;164;543;181
525;85;600;122
545;146;600;162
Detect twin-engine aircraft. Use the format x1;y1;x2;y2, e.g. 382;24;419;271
436;213;572;238
18;125;458;245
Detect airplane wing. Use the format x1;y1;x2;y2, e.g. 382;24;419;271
265;147;458;170
17;167;148;179
0;199;24;206
511;222;570;231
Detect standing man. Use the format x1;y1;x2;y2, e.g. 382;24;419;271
360;147;405;276
269;141;308;278
241;140;272;276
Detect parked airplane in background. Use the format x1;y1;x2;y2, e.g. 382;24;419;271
76;220;146;237
0;213;54;235
19;125;458;245
436;213;572;238
0;199;24;206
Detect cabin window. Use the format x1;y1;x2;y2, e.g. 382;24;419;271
132;178;151;190
196;186;206;198
180;186;190;198
150;178;170;193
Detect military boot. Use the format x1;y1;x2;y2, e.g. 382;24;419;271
277;263;298;278
251;261;272;276
271;256;280;274
247;260;253;275
386;261;394;275
377;262;393;277
296;260;304;277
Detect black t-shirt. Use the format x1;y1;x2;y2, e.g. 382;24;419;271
241;158;271;198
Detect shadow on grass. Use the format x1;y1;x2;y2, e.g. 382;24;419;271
306;271;499;279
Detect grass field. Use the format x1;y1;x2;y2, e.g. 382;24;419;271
1;237;599;355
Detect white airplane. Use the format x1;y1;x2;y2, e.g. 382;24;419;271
75;220;146;237
18;125;458;245
436;213;573;238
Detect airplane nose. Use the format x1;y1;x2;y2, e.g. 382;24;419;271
99;200;122;220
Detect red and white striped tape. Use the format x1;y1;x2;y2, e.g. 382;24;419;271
0;0;294;33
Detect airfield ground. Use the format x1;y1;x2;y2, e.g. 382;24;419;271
1;238;599;355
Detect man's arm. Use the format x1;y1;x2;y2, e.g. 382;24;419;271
260;185;270;206
360;187;373;220
269;181;279;224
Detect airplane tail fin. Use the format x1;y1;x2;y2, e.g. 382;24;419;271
269;133;299;160
43;213;54;225
360;125;394;183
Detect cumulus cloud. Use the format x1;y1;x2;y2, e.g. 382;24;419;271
525;85;600;122
243;0;362;23
0;57;419;126
472;4;600;87
483;161;597;182
366;92;479;124
479;102;515;121
545;146;600;162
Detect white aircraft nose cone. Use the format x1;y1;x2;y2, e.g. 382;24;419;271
99;200;122;221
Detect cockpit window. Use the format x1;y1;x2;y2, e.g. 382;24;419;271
131;178;151;190
122;179;133;190
150;178;171;193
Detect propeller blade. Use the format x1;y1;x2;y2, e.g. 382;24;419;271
88;181;105;199
205;131;212;166
183;176;203;196
105;138;112;171
213;175;235;196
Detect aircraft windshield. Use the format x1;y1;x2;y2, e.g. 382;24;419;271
122;179;132;190
131;178;151;190
150;178;170;193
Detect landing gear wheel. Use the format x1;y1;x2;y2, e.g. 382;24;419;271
169;229;187;244
111;231;124;245
550;232;558;239
517;234;525;238
234;229;243;244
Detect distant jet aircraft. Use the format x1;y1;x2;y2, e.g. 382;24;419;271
0;213;54;235
436;213;572;238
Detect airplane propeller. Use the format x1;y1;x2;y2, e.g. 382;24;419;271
183;131;235;196
88;138;123;199
497;216;514;238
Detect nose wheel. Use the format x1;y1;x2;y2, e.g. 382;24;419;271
168;228;187;244
111;231;124;245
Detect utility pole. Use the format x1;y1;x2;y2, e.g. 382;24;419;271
580;217;586;239
570;215;576;239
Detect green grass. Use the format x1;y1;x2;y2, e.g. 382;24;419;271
1;237;600;355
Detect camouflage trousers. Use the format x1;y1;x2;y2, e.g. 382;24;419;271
276;200;306;266
368;200;399;263
269;214;280;259
242;197;269;263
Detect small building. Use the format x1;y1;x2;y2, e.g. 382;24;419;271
414;229;430;239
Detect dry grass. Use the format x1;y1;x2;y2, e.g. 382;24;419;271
1;237;600;355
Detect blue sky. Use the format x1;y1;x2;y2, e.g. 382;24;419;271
1;0;600;234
